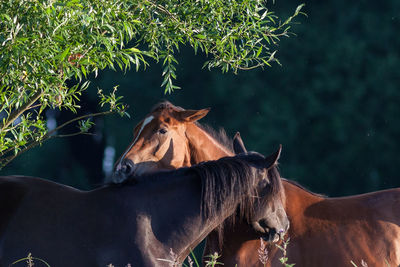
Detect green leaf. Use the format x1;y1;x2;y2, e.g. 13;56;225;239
129;47;141;53
58;47;70;62
195;34;206;39
81;65;87;78
295;3;306;16
256;46;262;57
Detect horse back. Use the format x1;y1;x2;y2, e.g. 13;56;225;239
350;187;400;222
0;176;100;265
0;176;73;245
0;176;29;244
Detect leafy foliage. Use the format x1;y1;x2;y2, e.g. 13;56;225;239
276;238;295;267
76;0;400;196
204;252;223;266
0;0;304;168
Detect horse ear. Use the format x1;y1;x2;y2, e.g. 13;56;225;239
176;108;210;122
264;145;282;169
233;132;247;154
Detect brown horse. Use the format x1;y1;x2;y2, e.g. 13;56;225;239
115;101;400;266
0;148;288;267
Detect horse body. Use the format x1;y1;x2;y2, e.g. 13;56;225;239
115;101;400;266
1;176;118;266
1;176;155;266
1;151;287;266
222;180;400;266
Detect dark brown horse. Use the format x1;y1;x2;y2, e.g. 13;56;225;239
115;101;400;266
0;149;288;267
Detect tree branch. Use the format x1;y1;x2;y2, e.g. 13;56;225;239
45;110;114;137
0;110;116;168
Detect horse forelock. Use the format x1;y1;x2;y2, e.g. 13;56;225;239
259;165;286;214
151;101;184;113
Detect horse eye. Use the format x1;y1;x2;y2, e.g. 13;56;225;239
158;128;167;134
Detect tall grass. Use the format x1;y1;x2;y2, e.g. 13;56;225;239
9;253;50;267
351;260;368;267
11;237;295;267
11;238;394;267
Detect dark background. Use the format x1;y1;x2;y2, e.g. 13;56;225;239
2;0;400;199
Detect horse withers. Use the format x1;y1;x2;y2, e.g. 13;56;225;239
0;148;288;266
115;101;400;266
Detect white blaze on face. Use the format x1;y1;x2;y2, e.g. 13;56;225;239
119;115;154;163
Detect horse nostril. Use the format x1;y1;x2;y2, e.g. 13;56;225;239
258;218;269;229
252;218;269;234
120;159;135;176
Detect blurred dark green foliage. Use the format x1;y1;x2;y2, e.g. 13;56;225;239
2;0;400;198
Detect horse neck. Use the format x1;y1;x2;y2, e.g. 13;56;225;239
119;172;237;264
185;123;233;164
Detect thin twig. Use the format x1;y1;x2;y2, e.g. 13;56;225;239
45;110;113;137
26;103;43;110
0;110;116;168
52;132;94;138
236;63;264;70
0;90;43;131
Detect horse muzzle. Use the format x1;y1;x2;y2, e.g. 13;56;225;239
113;159;135;183
262;228;287;243
253;218;289;243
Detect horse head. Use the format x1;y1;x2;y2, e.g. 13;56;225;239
113;101;210;182
233;132;289;243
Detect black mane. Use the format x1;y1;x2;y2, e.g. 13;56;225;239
197;153;284;246
120;154;265;219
